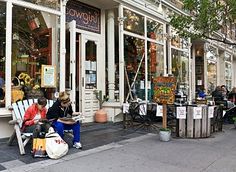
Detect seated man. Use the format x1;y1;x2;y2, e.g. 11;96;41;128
22;97;50;138
46;91;82;149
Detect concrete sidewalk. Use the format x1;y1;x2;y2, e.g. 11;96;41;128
2;124;236;172
0;122;148;171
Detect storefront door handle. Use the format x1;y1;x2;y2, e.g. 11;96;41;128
82;77;84;87
70;73;72;89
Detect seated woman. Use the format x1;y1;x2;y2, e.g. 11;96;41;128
228;87;236;105
22;97;50;138
46;91;82;149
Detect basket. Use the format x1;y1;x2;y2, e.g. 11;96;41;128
12;77;22;90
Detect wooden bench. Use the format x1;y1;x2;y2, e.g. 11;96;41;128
7;99;54;155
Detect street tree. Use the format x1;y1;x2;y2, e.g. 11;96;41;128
169;0;236;46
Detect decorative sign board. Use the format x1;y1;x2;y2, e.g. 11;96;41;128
66;1;101;33
153;76;177;104
176;106;186;119
41;65;56;88
208;106;215;118
193;107;202;119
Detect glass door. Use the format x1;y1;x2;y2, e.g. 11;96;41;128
81;34;100;122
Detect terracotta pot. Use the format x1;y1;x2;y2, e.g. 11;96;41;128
95;109;107;123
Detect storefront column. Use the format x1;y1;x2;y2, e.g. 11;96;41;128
5;0;13;107
107;10;115;101
59;0;67;91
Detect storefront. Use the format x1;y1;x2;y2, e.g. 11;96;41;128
0;0;63;138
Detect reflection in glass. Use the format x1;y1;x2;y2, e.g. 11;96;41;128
23;0;60;10
0;2;6;107
147;42;164;101
207;60;217;94
12;5;60;99
171;30;188;49
123;9;144;36
124;35;145;100
225;62;232;90
85;41;97;89
147;19;164;42
172;49;189;95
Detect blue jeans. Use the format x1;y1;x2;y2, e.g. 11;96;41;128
53;121;80;143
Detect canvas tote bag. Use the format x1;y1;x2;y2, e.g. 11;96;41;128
45;127;68;159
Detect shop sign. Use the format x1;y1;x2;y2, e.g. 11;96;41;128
153;76;177;104
156;105;163;117
176;106;186;119
41;65;56;88
193;107;202;119
66;1;101;34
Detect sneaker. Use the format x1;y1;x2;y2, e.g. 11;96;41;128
73;142;82;149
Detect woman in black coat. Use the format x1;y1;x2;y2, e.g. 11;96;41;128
47;92;82;149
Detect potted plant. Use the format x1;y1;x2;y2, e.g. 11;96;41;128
159;127;171;142
94;90;108;123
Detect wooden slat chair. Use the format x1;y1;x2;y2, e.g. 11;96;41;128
7;99;54;155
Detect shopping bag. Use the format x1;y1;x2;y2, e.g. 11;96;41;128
32;138;47;158
45;127;68;159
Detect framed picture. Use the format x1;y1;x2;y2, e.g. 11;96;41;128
41;65;56;88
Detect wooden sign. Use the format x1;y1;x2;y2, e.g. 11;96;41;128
153;76;177;104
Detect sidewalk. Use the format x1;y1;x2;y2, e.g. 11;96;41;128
0;122;148;171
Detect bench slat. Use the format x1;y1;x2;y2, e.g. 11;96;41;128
23;100;30;112
17;101;25;120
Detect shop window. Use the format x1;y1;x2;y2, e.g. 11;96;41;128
171;30;188;49
171;49;189;95
85;41;97;89
147;42;164;101
124;35;145;101
23;0;60;10
0;2;6;107
123;9;144;36
206;47;217;94
225;53;232;91
147;18;164;43
11;5;60;101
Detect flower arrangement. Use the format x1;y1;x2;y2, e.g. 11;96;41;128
18;72;40;90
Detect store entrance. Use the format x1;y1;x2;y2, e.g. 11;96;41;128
66;21;81;112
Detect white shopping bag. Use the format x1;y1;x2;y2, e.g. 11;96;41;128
45;127;68;159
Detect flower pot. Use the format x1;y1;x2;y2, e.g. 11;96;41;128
94;109;107;123
159;130;171;142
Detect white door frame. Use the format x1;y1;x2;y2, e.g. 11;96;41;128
66;20;77;111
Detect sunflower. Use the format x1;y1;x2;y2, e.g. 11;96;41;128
24;75;31;85
18;73;26;80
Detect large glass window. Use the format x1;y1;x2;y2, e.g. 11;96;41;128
171;30;188;49
23;0;60;10
172;49;189;95
225;53;232;90
124;35;145;100
12;5;60;101
206;46;217;94
147;18;164;43
0;2;6;107
147;42;164;101
123;8;144;36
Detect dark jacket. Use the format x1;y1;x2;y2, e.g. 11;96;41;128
46;100;73;121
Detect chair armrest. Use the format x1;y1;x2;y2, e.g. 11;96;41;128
8;119;21;125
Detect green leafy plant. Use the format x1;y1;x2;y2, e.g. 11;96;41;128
160;127;171;132
94;90;108;109
169;0;236;46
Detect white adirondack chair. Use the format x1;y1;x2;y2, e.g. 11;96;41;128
7;99;54;155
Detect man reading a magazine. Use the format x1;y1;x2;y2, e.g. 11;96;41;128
46;91;82;149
